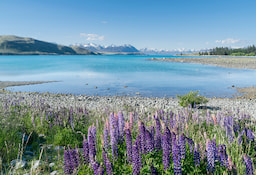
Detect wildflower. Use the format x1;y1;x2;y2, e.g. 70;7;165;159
207;139;216;173
140;122;146;154
186;137;194;153
118;111;124;142
106;155;113;175
103;124;110;151
132;140;141;175
172;132;182;175
193;143;200;167
243;154;254;175
83;137;89;164
154;115;162;151
125;128;133;163
179;133;186;159
162;128;170;170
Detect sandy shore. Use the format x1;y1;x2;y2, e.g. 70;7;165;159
0;81;57;89
149;56;256;69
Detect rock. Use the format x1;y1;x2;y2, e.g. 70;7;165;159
54;146;64;151
10;159;27;169
135;92;140;95
31;160;43;170
49;162;55;168
50;170;58;175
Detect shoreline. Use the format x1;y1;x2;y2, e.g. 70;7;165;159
148;56;256;69
0;81;57;90
0;90;256;118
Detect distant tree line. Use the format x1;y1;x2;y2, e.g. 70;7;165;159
199;45;256;56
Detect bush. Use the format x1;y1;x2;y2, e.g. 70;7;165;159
177;91;208;107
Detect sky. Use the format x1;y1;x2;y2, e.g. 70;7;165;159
1;0;256;50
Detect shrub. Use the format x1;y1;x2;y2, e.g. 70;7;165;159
177;91;208;107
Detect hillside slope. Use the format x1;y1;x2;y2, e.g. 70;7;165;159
0;35;96;55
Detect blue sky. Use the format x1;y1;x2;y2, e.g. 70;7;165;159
1;0;256;50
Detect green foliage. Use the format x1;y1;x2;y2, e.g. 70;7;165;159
177;91;208;107
199;45;256;56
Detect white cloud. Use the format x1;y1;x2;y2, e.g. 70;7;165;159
80;33;105;41
215;38;249;44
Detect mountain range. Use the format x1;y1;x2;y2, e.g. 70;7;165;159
0;35;96;55
71;43;140;54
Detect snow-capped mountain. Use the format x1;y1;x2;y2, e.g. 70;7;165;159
139;48;210;55
71;43;140;53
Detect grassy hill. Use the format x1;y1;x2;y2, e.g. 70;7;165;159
0;35;97;55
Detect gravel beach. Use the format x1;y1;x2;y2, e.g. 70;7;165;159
1;91;256;118
149;56;256;69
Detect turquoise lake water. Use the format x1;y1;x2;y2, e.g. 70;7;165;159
0;55;256;97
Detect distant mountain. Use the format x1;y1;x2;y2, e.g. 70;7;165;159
140;48;210;55
72;43;141;54
0;35;96;55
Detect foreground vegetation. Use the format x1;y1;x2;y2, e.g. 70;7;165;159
0;94;255;174
199;45;256;56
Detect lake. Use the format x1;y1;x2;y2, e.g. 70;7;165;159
0;55;255;97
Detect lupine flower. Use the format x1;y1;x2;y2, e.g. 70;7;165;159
92;161;100;175
247;129;255;141
118;111;124;142
162;128;170;170
140;122;146;154
179;133;186;159
102;148;107;167
193;143;200;167
206;139;216;173
154;115;162;151
172;132;182;175
186;137;194;153
88;127;96;164
132;139;141;175
243;154;254;175
110;124;118;160
106;155;113;175
98;165;105;175
217;145;228;167
125;128;133;163
150;125;155;147
64;148;72;174
145;129;154;153
103;124;110;151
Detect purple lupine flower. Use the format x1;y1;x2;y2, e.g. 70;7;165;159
109;113;118;160
74;147;80;168
217;145;228;167
193;143;200;167
243;154;254;175
132;139;141;175
102;148;107;167
247;129;255;141
91;125;97;146
207;139;216;173
154;115;162;151
70;107;74;130
238;130;245;145
145;129;154;153
186;137;194;153
150;125;155;148
151;165;158;175
118;111;124;142
98;165;105;175
110;124;118;160
172;132;182;175
106;156;113;175
162;129;170;170
179;133;186;159
140;122;146;154
64;148;72;174
92;161;100;175
125;128;133;163
103;124;110;151
88;127;96;163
